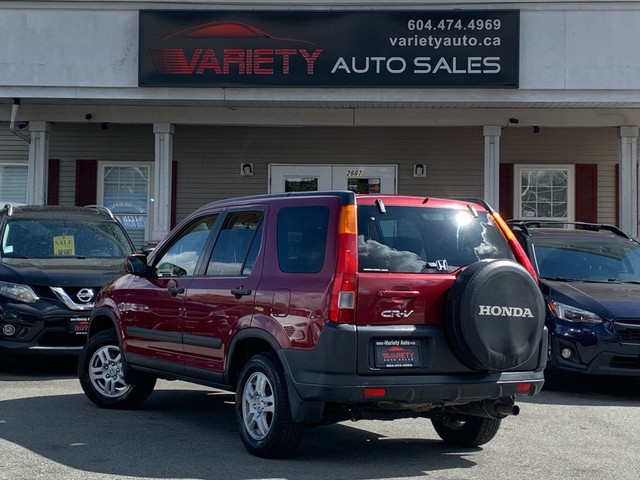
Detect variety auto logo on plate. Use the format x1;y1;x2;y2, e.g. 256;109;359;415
139;10;519;87
374;339;422;368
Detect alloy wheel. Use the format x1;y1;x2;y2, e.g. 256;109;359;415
88;344;132;398
242;371;275;441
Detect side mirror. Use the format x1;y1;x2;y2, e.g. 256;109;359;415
125;254;149;276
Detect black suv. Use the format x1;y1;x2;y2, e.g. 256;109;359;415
509;220;640;376
0;204;136;358
79;192;547;458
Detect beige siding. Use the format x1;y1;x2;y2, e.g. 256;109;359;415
3;122;627;229
0;123;30;163
48;123;154;206
173;126;484;222
501;127;619;225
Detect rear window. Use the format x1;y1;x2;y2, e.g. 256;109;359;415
357;205;513;273
278;206;329;273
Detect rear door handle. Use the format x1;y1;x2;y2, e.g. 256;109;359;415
377;290;420;298
231;287;252;296
167;286;185;295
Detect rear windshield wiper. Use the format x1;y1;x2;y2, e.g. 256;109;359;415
540;276;576;282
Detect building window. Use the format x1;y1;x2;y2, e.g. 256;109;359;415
516;166;574;221
0;164;28;204
98;164;152;249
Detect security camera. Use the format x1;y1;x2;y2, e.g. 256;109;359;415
85;113;93;120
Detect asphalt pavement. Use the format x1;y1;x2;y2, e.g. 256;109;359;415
1;358;639;480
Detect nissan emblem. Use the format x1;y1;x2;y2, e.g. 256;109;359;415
76;288;95;303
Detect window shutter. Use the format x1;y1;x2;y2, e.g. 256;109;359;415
575;164;597;223
75;160;98;206
47;159;59;205
499;164;514;220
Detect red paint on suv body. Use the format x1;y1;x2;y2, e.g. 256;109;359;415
80;191;547;458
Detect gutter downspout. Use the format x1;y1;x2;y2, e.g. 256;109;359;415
9;99;31;144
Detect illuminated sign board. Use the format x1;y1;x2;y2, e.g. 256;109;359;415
139;10;519;88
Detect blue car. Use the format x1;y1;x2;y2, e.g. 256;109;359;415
509;220;640;376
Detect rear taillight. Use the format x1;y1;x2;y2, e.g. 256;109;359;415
492;212;538;281
329;204;358;323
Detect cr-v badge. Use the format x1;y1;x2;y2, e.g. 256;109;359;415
381;310;414;318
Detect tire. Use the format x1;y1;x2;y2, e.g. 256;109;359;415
78;329;156;409
431;414;502;447
235;353;304;458
445;259;545;371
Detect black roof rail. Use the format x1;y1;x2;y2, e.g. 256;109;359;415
84;204;116;220
201;190;356;210
506;219;631;240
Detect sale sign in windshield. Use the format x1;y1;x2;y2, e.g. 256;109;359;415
139;10;519;88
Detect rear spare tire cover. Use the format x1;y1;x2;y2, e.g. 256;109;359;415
445;259;545;371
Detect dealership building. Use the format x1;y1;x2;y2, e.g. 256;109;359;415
2;0;640;247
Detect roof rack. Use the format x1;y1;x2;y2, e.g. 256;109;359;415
1;203;16;217
506;219;631;240
84;204;116;220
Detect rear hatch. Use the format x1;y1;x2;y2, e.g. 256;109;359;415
355;196;516;328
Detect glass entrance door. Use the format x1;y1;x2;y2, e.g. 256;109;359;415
269;164;397;194
269;165;332;193
332;165;396;194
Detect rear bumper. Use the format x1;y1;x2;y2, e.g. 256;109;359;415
281;366;544;405
279;323;547;406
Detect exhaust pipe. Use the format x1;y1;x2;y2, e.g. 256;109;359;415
446;399;520;419
495;402;520;417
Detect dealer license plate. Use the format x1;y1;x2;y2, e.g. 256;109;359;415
69;317;90;335
374;339;422;368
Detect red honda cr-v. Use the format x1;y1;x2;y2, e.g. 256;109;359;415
78;191;547;458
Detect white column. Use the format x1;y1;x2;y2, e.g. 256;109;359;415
151;123;174;243
483;125;502;210
618;126;639;237
26;121;50;205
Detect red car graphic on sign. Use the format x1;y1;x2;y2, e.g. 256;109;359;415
150;21;321;76
159;21;317;45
